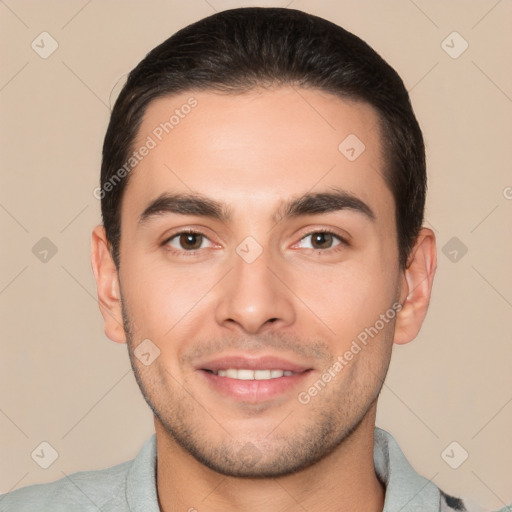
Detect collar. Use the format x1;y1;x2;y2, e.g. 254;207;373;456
374;426;441;511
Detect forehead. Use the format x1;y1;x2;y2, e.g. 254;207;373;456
123;87;392;223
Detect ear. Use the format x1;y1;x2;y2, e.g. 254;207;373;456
394;227;437;345
90;225;126;344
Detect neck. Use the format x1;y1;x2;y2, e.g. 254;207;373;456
154;404;385;512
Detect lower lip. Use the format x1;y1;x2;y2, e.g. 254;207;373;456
199;370;312;403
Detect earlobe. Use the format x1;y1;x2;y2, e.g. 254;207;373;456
91;225;127;344
394;228;437;345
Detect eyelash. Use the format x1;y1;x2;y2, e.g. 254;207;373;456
295;229;349;252
162;228;349;256
162;229;213;257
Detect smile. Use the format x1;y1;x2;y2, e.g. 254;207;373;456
208;369;296;380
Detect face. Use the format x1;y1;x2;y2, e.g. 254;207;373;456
113;87;406;477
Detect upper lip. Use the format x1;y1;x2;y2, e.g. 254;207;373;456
197;354;312;373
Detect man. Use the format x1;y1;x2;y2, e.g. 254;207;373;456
2;7;508;512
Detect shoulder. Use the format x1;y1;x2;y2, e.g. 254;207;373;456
0;434;158;512
441;491;512;512
374;427;511;512
0;459;131;512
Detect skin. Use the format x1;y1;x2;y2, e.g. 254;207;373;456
91;87;436;512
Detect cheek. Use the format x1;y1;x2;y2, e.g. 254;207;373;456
121;257;217;339
293;253;399;346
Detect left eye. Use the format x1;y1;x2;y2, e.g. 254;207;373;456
297;232;343;250
166;232;212;251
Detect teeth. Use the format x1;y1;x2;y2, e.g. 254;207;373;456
238;369;254;380
214;369;295;380
254;370;271;380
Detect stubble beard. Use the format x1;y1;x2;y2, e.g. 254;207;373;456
120;294;390;478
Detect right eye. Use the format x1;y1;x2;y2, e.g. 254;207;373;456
164;231;214;252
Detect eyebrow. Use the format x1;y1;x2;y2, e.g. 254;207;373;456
137;188;375;227
138;193;232;226
276;187;375;223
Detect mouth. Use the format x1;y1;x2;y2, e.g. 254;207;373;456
197;355;313;403
204;368;297;379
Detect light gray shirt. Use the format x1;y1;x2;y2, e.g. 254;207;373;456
0;427;508;511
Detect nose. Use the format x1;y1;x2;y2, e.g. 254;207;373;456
214;245;296;335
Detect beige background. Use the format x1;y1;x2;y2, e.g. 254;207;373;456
1;0;511;509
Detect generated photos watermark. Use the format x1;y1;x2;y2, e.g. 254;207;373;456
93;96;198;200
297;302;402;405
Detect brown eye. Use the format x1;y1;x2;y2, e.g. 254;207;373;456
166;232;209;251
180;233;203;250
297;231;343;250
311;232;334;249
